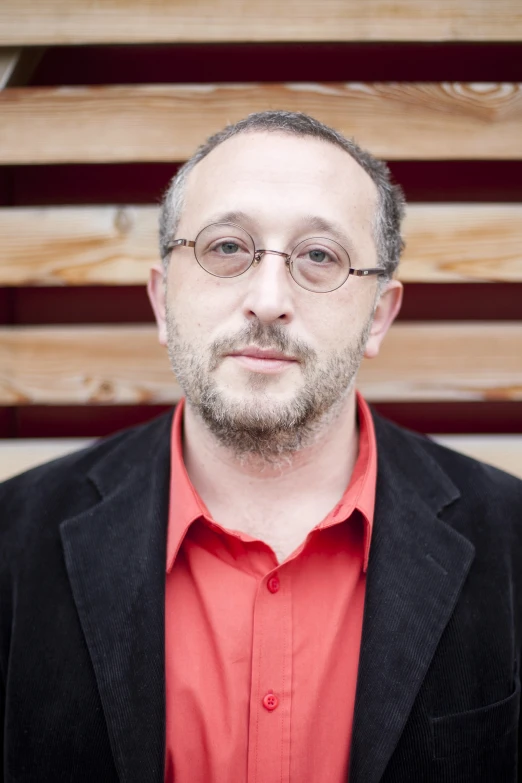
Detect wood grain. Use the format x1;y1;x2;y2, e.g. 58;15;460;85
400;205;522;283
3;434;521;482
1;204;521;286
1;0;521;44
1;323;521;405
1;83;521;163
0;206;158;285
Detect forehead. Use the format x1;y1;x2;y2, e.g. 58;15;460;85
181;131;378;233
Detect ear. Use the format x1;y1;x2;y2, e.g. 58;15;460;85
147;264;168;346
364;279;403;359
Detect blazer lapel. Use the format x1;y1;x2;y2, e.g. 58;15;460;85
348;416;476;783
60;413;173;783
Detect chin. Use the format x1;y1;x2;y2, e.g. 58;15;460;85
221;377;301;408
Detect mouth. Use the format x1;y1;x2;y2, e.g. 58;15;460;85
226;346;298;373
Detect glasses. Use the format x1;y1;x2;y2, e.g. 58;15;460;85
166;222;384;293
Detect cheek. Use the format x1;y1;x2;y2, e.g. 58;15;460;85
307;294;367;347
168;273;239;342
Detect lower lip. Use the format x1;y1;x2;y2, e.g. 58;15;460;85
229;355;297;373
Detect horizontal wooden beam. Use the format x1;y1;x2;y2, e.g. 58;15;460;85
434;435;522;479
0;206;158;285
1;0;521;44
1;204;521;286
2;434;522;483
1;83;521;164
400;204;522;283
1;323;521;405
0;438;91;481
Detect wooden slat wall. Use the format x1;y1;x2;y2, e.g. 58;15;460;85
1;0;522;483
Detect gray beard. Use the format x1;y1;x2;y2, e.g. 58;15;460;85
166;308;372;465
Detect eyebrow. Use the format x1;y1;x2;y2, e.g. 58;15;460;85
202;211;352;247
296;215;352;247
203;210;252;228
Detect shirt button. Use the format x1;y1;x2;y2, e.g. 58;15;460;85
267;575;280;593
262;692;279;711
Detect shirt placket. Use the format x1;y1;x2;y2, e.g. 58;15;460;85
247;565;293;783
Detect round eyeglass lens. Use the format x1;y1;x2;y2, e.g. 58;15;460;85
194;223;254;278
290;237;351;292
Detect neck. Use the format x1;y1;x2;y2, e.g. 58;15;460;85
181;391;360;554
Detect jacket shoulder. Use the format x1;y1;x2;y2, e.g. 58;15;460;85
0;410;174;540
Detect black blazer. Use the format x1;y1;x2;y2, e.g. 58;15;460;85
1;409;521;783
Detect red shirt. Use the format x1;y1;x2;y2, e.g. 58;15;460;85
165;392;377;782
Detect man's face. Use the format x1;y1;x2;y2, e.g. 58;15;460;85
149;132;401;459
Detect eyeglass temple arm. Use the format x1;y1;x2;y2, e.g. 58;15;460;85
167;239;196;251
349;267;385;277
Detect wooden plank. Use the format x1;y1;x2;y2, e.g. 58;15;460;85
400;204;522;283
1;204;521;286
1;83;521;164
0;206;158;285
0;323;521;405
1;434;522;483
433;435;522;479
0;438;91;481
0;325;183;405
1;0;521;44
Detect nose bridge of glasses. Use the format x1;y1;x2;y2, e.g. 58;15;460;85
253;248;291;266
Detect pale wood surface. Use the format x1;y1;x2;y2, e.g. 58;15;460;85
1;435;522;483
1;323;521;405
0;325;183;405
1;0;521;44
434;435;522;479
0;206;158;285
400;205;522;283
2;204;522;285
1;83;521;164
0;439;91;481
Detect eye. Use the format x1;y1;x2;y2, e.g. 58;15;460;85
307;248;329;263
297;244;339;265
213;240;241;255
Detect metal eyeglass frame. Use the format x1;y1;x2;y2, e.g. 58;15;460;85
166;222;385;293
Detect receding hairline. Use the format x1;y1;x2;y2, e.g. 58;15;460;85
176;127;380;242
182;127;379;202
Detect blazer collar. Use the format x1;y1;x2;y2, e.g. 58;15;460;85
60;411;173;783
60;408;475;783
349;412;475;783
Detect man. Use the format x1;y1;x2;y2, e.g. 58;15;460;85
0;111;521;783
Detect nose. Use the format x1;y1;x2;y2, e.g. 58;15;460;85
241;250;295;324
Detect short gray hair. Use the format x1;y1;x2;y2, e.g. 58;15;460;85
159;110;405;279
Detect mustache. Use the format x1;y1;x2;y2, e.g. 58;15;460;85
209;322;316;366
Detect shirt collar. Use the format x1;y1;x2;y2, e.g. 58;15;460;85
166;391;377;573
328;391;377;572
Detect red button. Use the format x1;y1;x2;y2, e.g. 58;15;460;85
262;692;279;711
267;575;280;593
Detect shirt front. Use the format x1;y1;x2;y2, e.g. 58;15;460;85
165;393;377;783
